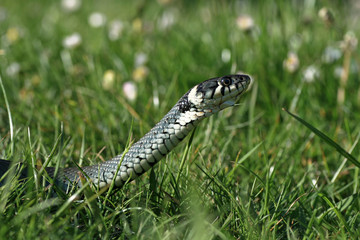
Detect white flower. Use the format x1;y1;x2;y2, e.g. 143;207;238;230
88;12;106;28
318;7;334;25
123;81;137;101
221;49;231;63
153;95;159;107
236;15;255;32
62;33;82;49
6;62;20;76
108;20;124;41
340;31;358;52
134;52;148;67
157;10;176;30
283;52;300;73
302;65;320;83
61;0;81;12
322;46;341;63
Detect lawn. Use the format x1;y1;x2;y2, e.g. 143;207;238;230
0;0;359;239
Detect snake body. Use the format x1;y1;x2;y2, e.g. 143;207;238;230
1;74;251;192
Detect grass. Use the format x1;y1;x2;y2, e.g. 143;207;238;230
0;0;360;239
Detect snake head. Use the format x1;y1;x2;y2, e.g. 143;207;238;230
188;74;252;113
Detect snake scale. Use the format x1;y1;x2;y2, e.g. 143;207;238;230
0;74;251;193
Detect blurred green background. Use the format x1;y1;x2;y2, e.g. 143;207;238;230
0;0;359;239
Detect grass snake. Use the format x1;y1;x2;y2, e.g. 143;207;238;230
0;74;251;193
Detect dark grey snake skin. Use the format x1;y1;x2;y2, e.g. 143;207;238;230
0;74;251;192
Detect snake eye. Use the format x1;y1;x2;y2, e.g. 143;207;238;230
221;77;232;86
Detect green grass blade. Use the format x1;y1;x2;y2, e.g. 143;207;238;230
226;141;263;184
318;193;353;237
331;131;360;183
50;180;92;223
175;127;196;185
0;75;14;155
13;198;62;225
283;108;360;168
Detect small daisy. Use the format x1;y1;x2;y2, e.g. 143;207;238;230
221;49;231;63
340;31;358;52
6;62;20;77
318;7;334;26
236;15;255;32
61;0;81;12
302;65;320;83
157;10;176;30
108;20;124;41
283;52;300;73
88;12;106;28
123;81;137;101
62;33;82;49
322;46;341;63
134;52;148;67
